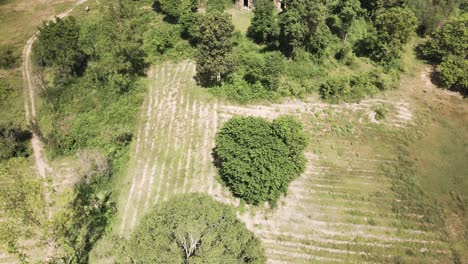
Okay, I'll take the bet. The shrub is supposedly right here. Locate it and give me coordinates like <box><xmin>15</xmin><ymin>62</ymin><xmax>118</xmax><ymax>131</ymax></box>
<box><xmin>417</xmin><ymin>13</ymin><xmax>468</xmax><ymax>62</ymax></box>
<box><xmin>122</xmin><ymin>193</ymin><xmax>266</xmax><ymax>263</ymax></box>
<box><xmin>206</xmin><ymin>0</ymin><xmax>232</xmax><ymax>13</ymax></box>
<box><xmin>0</xmin><ymin>125</ymin><xmax>31</xmax><ymax>161</ymax></box>
<box><xmin>438</xmin><ymin>55</ymin><xmax>468</xmax><ymax>94</ymax></box>
<box><xmin>417</xmin><ymin>13</ymin><xmax>467</xmax><ymax>92</ymax></box>
<box><xmin>0</xmin><ymin>46</ymin><xmax>18</xmax><ymax>69</ymax></box>
<box><xmin>157</xmin><ymin>0</ymin><xmax>198</xmax><ymax>21</ymax></box>
<box><xmin>215</xmin><ymin>116</ymin><xmax>307</xmax><ymax>204</ymax></box>
<box><xmin>143</xmin><ymin>24</ymin><xmax>179</xmax><ymax>57</ymax></box>
<box><xmin>319</xmin><ymin>70</ymin><xmax>388</xmax><ymax>103</ymax></box>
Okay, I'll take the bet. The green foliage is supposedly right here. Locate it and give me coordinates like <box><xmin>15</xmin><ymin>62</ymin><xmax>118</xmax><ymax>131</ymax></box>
<box><xmin>0</xmin><ymin>124</ymin><xmax>31</xmax><ymax>161</ymax></box>
<box><xmin>408</xmin><ymin>0</ymin><xmax>461</xmax><ymax>35</ymax></box>
<box><xmin>215</xmin><ymin>116</ymin><xmax>307</xmax><ymax>204</ymax></box>
<box><xmin>33</xmin><ymin>17</ymin><xmax>86</xmax><ymax>80</ymax></box>
<box><xmin>196</xmin><ymin>12</ymin><xmax>235</xmax><ymax>86</ymax></box>
<box><xmin>279</xmin><ymin>0</ymin><xmax>334</xmax><ymax>58</ymax></box>
<box><xmin>356</xmin><ymin>7</ymin><xmax>417</xmax><ymax>67</ymax></box>
<box><xmin>328</xmin><ymin>0</ymin><xmax>364</xmax><ymax>40</ymax></box>
<box><xmin>417</xmin><ymin>13</ymin><xmax>467</xmax><ymax>92</ymax></box>
<box><xmin>319</xmin><ymin>69</ymin><xmax>391</xmax><ymax>103</ymax></box>
<box><xmin>417</xmin><ymin>13</ymin><xmax>468</xmax><ymax>62</ymax></box>
<box><xmin>0</xmin><ymin>45</ymin><xmax>18</xmax><ymax>69</ymax></box>
<box><xmin>80</xmin><ymin>3</ymin><xmax>147</xmax><ymax>93</ymax></box>
<box><xmin>247</xmin><ymin>0</ymin><xmax>279</xmax><ymax>44</ymax></box>
<box><xmin>121</xmin><ymin>193</ymin><xmax>266</xmax><ymax>263</ymax></box>
<box><xmin>0</xmin><ymin>158</ymin><xmax>45</xmax><ymax>250</ymax></box>
<box><xmin>206</xmin><ymin>0</ymin><xmax>232</xmax><ymax>13</ymax></box>
<box><xmin>52</xmin><ymin>151</ymin><xmax>114</xmax><ymax>264</ymax></box>
<box><xmin>438</xmin><ymin>55</ymin><xmax>468</xmax><ymax>94</ymax></box>
<box><xmin>358</xmin><ymin>0</ymin><xmax>406</xmax><ymax>13</ymax></box>
<box><xmin>179</xmin><ymin>12</ymin><xmax>204</xmax><ymax>43</ymax></box>
<box><xmin>143</xmin><ymin>24</ymin><xmax>180</xmax><ymax>57</ymax></box>
<box><xmin>157</xmin><ymin>0</ymin><xmax>198</xmax><ymax>21</ymax></box>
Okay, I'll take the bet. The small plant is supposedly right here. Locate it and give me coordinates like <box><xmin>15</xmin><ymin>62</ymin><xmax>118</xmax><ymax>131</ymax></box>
<box><xmin>373</xmin><ymin>105</ymin><xmax>390</xmax><ymax>121</ymax></box>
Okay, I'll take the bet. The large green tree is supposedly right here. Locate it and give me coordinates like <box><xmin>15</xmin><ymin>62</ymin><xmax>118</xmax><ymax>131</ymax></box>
<box><xmin>357</xmin><ymin>7</ymin><xmax>417</xmax><ymax>65</ymax></box>
<box><xmin>215</xmin><ymin>116</ymin><xmax>307</xmax><ymax>204</ymax></box>
<box><xmin>33</xmin><ymin>17</ymin><xmax>86</xmax><ymax>80</ymax></box>
<box><xmin>278</xmin><ymin>0</ymin><xmax>333</xmax><ymax>58</ymax></box>
<box><xmin>122</xmin><ymin>193</ymin><xmax>266</xmax><ymax>263</ymax></box>
<box><xmin>80</xmin><ymin>2</ymin><xmax>147</xmax><ymax>93</ymax></box>
<box><xmin>196</xmin><ymin>12</ymin><xmax>235</xmax><ymax>86</ymax></box>
<box><xmin>417</xmin><ymin>13</ymin><xmax>468</xmax><ymax>93</ymax></box>
<box><xmin>247</xmin><ymin>0</ymin><xmax>280</xmax><ymax>44</ymax></box>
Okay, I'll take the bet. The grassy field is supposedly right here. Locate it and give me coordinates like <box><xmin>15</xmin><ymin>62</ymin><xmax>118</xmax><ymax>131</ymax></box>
<box><xmin>109</xmin><ymin>48</ymin><xmax>466</xmax><ymax>262</ymax></box>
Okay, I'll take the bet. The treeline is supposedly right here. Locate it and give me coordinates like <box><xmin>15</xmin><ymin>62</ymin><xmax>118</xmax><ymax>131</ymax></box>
<box><xmin>155</xmin><ymin>0</ymin><xmax>465</xmax><ymax>102</ymax></box>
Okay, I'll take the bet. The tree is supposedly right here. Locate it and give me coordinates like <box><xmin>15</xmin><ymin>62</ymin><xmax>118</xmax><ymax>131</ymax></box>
<box><xmin>33</xmin><ymin>17</ymin><xmax>86</xmax><ymax>80</ymax></box>
<box><xmin>247</xmin><ymin>0</ymin><xmax>280</xmax><ymax>44</ymax></box>
<box><xmin>438</xmin><ymin>55</ymin><xmax>468</xmax><ymax>94</ymax></box>
<box><xmin>330</xmin><ymin>0</ymin><xmax>364</xmax><ymax>40</ymax></box>
<box><xmin>417</xmin><ymin>13</ymin><xmax>468</xmax><ymax>62</ymax></box>
<box><xmin>373</xmin><ymin>7</ymin><xmax>417</xmax><ymax>45</ymax></box>
<box><xmin>356</xmin><ymin>7</ymin><xmax>417</xmax><ymax>65</ymax></box>
<box><xmin>0</xmin><ymin>158</ymin><xmax>45</xmax><ymax>252</ymax></box>
<box><xmin>359</xmin><ymin>0</ymin><xmax>406</xmax><ymax>13</ymax></box>
<box><xmin>417</xmin><ymin>13</ymin><xmax>467</xmax><ymax>93</ymax></box>
<box><xmin>157</xmin><ymin>0</ymin><xmax>198</xmax><ymax>21</ymax></box>
<box><xmin>81</xmin><ymin>2</ymin><xmax>147</xmax><ymax>93</ymax></box>
<box><xmin>122</xmin><ymin>193</ymin><xmax>266</xmax><ymax>263</ymax></box>
<box><xmin>278</xmin><ymin>0</ymin><xmax>332</xmax><ymax>58</ymax></box>
<box><xmin>215</xmin><ymin>116</ymin><xmax>307</xmax><ymax>204</ymax></box>
<box><xmin>196</xmin><ymin>12</ymin><xmax>235</xmax><ymax>86</ymax></box>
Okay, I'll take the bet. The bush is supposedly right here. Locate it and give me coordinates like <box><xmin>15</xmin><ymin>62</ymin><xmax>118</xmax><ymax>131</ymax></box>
<box><xmin>215</xmin><ymin>116</ymin><xmax>307</xmax><ymax>204</ymax></box>
<box><xmin>417</xmin><ymin>13</ymin><xmax>467</xmax><ymax>63</ymax></box>
<box><xmin>319</xmin><ymin>70</ymin><xmax>388</xmax><ymax>103</ymax></box>
<box><xmin>143</xmin><ymin>24</ymin><xmax>179</xmax><ymax>57</ymax></box>
<box><xmin>438</xmin><ymin>55</ymin><xmax>468</xmax><ymax>94</ymax></box>
<box><xmin>157</xmin><ymin>0</ymin><xmax>198</xmax><ymax>21</ymax></box>
<box><xmin>206</xmin><ymin>0</ymin><xmax>232</xmax><ymax>13</ymax></box>
<box><xmin>122</xmin><ymin>193</ymin><xmax>266</xmax><ymax>263</ymax></box>
<box><xmin>417</xmin><ymin>13</ymin><xmax>467</xmax><ymax>92</ymax></box>
<box><xmin>0</xmin><ymin>46</ymin><xmax>18</xmax><ymax>69</ymax></box>
<box><xmin>0</xmin><ymin>125</ymin><xmax>31</xmax><ymax>161</ymax></box>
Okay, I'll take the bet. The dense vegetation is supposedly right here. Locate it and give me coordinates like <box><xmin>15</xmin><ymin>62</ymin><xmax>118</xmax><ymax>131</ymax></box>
<box><xmin>121</xmin><ymin>193</ymin><xmax>266</xmax><ymax>263</ymax></box>
<box><xmin>215</xmin><ymin>116</ymin><xmax>307</xmax><ymax>204</ymax></box>
<box><xmin>417</xmin><ymin>12</ymin><xmax>467</xmax><ymax>94</ymax></box>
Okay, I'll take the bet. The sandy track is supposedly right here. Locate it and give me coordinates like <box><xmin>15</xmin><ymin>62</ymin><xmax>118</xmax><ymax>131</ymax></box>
<box><xmin>19</xmin><ymin>0</ymin><xmax>88</xmax><ymax>261</ymax></box>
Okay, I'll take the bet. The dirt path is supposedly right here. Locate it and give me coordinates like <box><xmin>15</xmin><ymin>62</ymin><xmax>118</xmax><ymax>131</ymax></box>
<box><xmin>21</xmin><ymin>0</ymin><xmax>88</xmax><ymax>260</ymax></box>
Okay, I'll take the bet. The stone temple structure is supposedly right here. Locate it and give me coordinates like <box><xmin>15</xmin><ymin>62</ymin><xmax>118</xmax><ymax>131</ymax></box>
<box><xmin>235</xmin><ymin>0</ymin><xmax>283</xmax><ymax>10</ymax></box>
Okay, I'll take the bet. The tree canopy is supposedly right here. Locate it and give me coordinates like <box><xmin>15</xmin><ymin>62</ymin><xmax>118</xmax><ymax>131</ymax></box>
<box><xmin>215</xmin><ymin>116</ymin><xmax>307</xmax><ymax>204</ymax></box>
<box><xmin>418</xmin><ymin>13</ymin><xmax>468</xmax><ymax>93</ymax></box>
<box><xmin>122</xmin><ymin>193</ymin><xmax>266</xmax><ymax>263</ymax></box>
<box><xmin>33</xmin><ymin>17</ymin><xmax>86</xmax><ymax>80</ymax></box>
<box><xmin>157</xmin><ymin>0</ymin><xmax>198</xmax><ymax>21</ymax></box>
<box><xmin>196</xmin><ymin>12</ymin><xmax>235</xmax><ymax>86</ymax></box>
<box><xmin>247</xmin><ymin>0</ymin><xmax>279</xmax><ymax>44</ymax></box>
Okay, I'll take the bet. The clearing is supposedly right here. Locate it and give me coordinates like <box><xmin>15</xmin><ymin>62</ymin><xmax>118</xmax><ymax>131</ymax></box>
<box><xmin>115</xmin><ymin>57</ymin><xmax>463</xmax><ymax>262</ymax></box>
